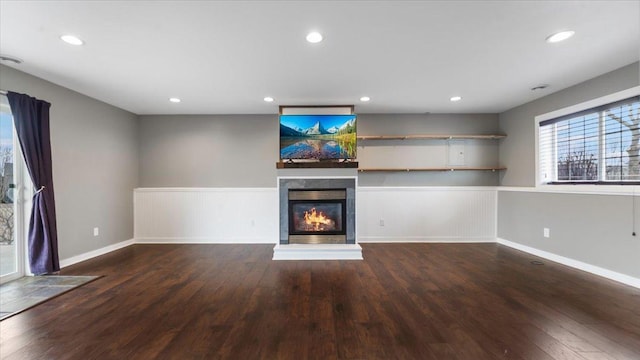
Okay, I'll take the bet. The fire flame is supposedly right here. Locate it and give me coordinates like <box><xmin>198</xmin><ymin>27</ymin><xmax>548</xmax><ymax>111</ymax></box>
<box><xmin>304</xmin><ymin>207</ymin><xmax>334</xmax><ymax>231</ymax></box>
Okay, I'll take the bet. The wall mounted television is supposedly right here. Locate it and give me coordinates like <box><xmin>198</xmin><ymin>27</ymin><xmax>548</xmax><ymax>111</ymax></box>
<box><xmin>279</xmin><ymin>114</ymin><xmax>357</xmax><ymax>160</ymax></box>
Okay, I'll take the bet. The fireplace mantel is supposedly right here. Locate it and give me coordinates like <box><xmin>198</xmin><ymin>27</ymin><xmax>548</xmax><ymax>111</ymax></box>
<box><xmin>276</xmin><ymin>161</ymin><xmax>358</xmax><ymax>169</ymax></box>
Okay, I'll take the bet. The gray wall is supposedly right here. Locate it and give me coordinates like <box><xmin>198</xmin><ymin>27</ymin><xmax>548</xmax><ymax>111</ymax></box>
<box><xmin>499</xmin><ymin>62</ymin><xmax>640</xmax><ymax>187</ymax></box>
<box><xmin>139</xmin><ymin>113</ymin><xmax>501</xmax><ymax>187</ymax></box>
<box><xmin>359</xmin><ymin>113</ymin><xmax>499</xmax><ymax>135</ymax></box>
<box><xmin>497</xmin><ymin>61</ymin><xmax>640</xmax><ymax>280</ymax></box>
<box><xmin>498</xmin><ymin>191</ymin><xmax>640</xmax><ymax>279</ymax></box>
<box><xmin>139</xmin><ymin>115</ymin><xmax>278</xmax><ymax>187</ymax></box>
<box><xmin>0</xmin><ymin>65</ymin><xmax>139</xmax><ymax>260</ymax></box>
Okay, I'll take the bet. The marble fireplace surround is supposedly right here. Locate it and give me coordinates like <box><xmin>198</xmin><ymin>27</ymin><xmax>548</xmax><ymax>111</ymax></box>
<box><xmin>274</xmin><ymin>176</ymin><xmax>362</xmax><ymax>260</ymax></box>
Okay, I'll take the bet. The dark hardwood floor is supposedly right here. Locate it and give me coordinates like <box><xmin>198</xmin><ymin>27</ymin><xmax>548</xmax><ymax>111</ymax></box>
<box><xmin>1</xmin><ymin>243</ymin><xmax>639</xmax><ymax>359</ymax></box>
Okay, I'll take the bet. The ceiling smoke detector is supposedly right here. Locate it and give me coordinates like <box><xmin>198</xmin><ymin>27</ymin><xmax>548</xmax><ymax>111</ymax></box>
<box><xmin>531</xmin><ymin>84</ymin><xmax>549</xmax><ymax>91</ymax></box>
<box><xmin>0</xmin><ymin>54</ymin><xmax>23</xmax><ymax>64</ymax></box>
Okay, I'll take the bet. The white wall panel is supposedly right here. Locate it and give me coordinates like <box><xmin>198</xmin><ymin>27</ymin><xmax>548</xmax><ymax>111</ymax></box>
<box><xmin>134</xmin><ymin>188</ymin><xmax>278</xmax><ymax>243</ymax></box>
<box><xmin>357</xmin><ymin>187</ymin><xmax>496</xmax><ymax>242</ymax></box>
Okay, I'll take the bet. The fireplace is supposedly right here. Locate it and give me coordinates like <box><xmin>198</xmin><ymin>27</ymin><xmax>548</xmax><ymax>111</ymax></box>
<box><xmin>279</xmin><ymin>177</ymin><xmax>356</xmax><ymax>245</ymax></box>
<box><xmin>288</xmin><ymin>189</ymin><xmax>346</xmax><ymax>244</ymax></box>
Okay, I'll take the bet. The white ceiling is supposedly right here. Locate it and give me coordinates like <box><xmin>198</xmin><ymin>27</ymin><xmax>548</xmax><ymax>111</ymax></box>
<box><xmin>1</xmin><ymin>1</ymin><xmax>639</xmax><ymax>115</ymax></box>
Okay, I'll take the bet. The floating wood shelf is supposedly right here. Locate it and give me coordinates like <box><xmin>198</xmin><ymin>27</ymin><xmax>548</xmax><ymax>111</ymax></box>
<box><xmin>358</xmin><ymin>167</ymin><xmax>506</xmax><ymax>172</ymax></box>
<box><xmin>357</xmin><ymin>134</ymin><xmax>506</xmax><ymax>141</ymax></box>
<box><xmin>276</xmin><ymin>161</ymin><xmax>359</xmax><ymax>169</ymax></box>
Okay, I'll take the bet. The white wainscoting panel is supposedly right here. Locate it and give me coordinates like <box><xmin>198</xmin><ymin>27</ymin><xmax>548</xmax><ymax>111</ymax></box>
<box><xmin>135</xmin><ymin>187</ymin><xmax>497</xmax><ymax>244</ymax></box>
<box><xmin>357</xmin><ymin>187</ymin><xmax>497</xmax><ymax>242</ymax></box>
<box><xmin>134</xmin><ymin>188</ymin><xmax>278</xmax><ymax>243</ymax></box>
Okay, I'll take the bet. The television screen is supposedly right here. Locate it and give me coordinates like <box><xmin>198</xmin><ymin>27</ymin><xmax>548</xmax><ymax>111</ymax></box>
<box><xmin>279</xmin><ymin>114</ymin><xmax>357</xmax><ymax>160</ymax></box>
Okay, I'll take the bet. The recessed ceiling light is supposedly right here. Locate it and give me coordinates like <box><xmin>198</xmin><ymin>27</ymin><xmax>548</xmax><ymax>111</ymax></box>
<box><xmin>545</xmin><ymin>30</ymin><xmax>575</xmax><ymax>43</ymax></box>
<box><xmin>306</xmin><ymin>31</ymin><xmax>323</xmax><ymax>43</ymax></box>
<box><xmin>264</xmin><ymin>96</ymin><xmax>274</xmax><ymax>102</ymax></box>
<box><xmin>450</xmin><ymin>96</ymin><xmax>462</xmax><ymax>102</ymax></box>
<box><xmin>360</xmin><ymin>96</ymin><xmax>371</xmax><ymax>102</ymax></box>
<box><xmin>60</xmin><ymin>35</ymin><xmax>84</xmax><ymax>46</ymax></box>
<box><xmin>169</xmin><ymin>97</ymin><xmax>181</xmax><ymax>103</ymax></box>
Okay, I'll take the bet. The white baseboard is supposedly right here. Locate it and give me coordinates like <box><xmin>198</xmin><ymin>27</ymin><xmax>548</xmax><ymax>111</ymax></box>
<box><xmin>60</xmin><ymin>239</ymin><xmax>135</xmax><ymax>268</ymax></box>
<box><xmin>358</xmin><ymin>237</ymin><xmax>496</xmax><ymax>243</ymax></box>
<box><xmin>135</xmin><ymin>237</ymin><xmax>275</xmax><ymax>244</ymax></box>
<box><xmin>273</xmin><ymin>244</ymin><xmax>363</xmax><ymax>260</ymax></box>
<box><xmin>497</xmin><ymin>238</ymin><xmax>640</xmax><ymax>289</ymax></box>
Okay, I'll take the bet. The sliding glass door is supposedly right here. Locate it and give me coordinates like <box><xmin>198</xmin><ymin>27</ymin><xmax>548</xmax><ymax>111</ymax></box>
<box><xmin>0</xmin><ymin>94</ymin><xmax>27</xmax><ymax>283</ymax></box>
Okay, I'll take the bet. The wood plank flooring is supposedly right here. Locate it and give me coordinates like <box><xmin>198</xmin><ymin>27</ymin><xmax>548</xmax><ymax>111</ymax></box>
<box><xmin>1</xmin><ymin>243</ymin><xmax>639</xmax><ymax>359</ymax></box>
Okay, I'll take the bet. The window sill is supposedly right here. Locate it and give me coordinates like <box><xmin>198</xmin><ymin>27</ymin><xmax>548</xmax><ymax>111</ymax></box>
<box><xmin>499</xmin><ymin>184</ymin><xmax>640</xmax><ymax>196</ymax></box>
<box><xmin>545</xmin><ymin>181</ymin><xmax>640</xmax><ymax>186</ymax></box>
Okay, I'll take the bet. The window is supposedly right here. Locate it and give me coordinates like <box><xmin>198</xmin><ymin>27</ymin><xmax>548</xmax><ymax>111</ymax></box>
<box><xmin>539</xmin><ymin>95</ymin><xmax>640</xmax><ymax>184</ymax></box>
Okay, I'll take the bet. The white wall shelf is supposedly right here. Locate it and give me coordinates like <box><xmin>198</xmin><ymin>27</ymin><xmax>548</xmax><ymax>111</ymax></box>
<box><xmin>357</xmin><ymin>134</ymin><xmax>506</xmax><ymax>141</ymax></box>
<box><xmin>358</xmin><ymin>167</ymin><xmax>506</xmax><ymax>172</ymax></box>
<box><xmin>356</xmin><ymin>133</ymin><xmax>506</xmax><ymax>174</ymax></box>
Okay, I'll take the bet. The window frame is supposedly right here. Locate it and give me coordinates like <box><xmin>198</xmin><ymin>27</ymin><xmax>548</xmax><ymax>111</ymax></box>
<box><xmin>535</xmin><ymin>86</ymin><xmax>640</xmax><ymax>193</ymax></box>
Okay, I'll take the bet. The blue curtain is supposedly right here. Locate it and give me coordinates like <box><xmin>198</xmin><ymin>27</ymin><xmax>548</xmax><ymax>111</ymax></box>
<box><xmin>7</xmin><ymin>91</ymin><xmax>59</xmax><ymax>275</ymax></box>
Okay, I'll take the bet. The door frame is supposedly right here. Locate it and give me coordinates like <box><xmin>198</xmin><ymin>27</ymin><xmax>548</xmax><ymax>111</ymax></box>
<box><xmin>0</xmin><ymin>99</ymin><xmax>31</xmax><ymax>284</ymax></box>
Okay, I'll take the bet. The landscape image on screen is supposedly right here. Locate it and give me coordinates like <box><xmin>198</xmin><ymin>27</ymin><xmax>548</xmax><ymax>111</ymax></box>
<box><xmin>280</xmin><ymin>114</ymin><xmax>357</xmax><ymax>160</ymax></box>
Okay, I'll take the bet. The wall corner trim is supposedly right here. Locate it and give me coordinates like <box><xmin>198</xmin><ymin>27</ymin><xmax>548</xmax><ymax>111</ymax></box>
<box><xmin>497</xmin><ymin>238</ymin><xmax>640</xmax><ymax>289</ymax></box>
<box><xmin>59</xmin><ymin>239</ymin><xmax>135</xmax><ymax>268</ymax></box>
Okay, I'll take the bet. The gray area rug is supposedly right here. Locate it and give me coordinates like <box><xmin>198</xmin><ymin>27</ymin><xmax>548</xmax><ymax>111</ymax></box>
<box><xmin>0</xmin><ymin>275</ymin><xmax>100</xmax><ymax>320</ymax></box>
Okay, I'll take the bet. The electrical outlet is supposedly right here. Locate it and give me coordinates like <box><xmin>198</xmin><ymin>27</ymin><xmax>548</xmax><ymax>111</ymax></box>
<box><xmin>543</xmin><ymin>228</ymin><xmax>550</xmax><ymax>238</ymax></box>
<box><xmin>93</xmin><ymin>227</ymin><xmax>99</xmax><ymax>236</ymax></box>
<box><xmin>379</xmin><ymin>219</ymin><xmax>385</xmax><ymax>227</ymax></box>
